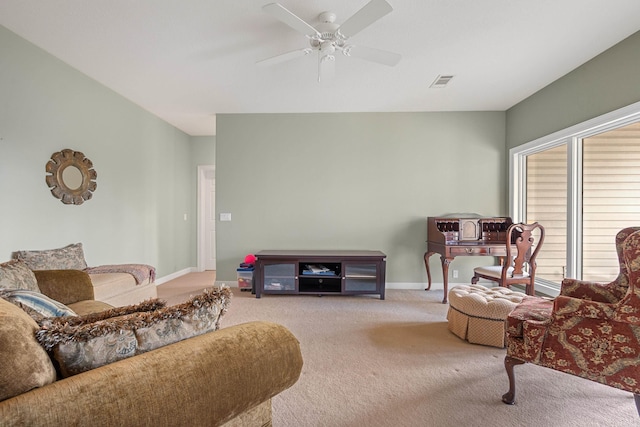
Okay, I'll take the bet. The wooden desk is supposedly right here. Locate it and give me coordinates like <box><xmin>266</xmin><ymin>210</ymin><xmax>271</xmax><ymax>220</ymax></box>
<box><xmin>424</xmin><ymin>216</ymin><xmax>513</xmax><ymax>303</ymax></box>
<box><xmin>424</xmin><ymin>242</ymin><xmax>513</xmax><ymax>303</ymax></box>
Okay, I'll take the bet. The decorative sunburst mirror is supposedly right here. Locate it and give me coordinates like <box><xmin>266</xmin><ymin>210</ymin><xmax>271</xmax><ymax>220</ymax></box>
<box><xmin>45</xmin><ymin>149</ymin><xmax>97</xmax><ymax>205</ymax></box>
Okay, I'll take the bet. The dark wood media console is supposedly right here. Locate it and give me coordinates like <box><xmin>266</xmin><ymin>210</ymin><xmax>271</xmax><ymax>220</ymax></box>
<box><xmin>254</xmin><ymin>250</ymin><xmax>386</xmax><ymax>299</ymax></box>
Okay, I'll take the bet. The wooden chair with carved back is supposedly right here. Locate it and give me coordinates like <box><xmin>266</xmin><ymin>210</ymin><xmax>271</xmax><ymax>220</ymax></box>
<box><xmin>471</xmin><ymin>222</ymin><xmax>545</xmax><ymax>296</ymax></box>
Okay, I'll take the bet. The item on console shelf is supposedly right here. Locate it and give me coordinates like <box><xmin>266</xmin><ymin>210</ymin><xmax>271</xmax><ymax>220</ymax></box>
<box><xmin>303</xmin><ymin>264</ymin><xmax>335</xmax><ymax>275</ymax></box>
<box><xmin>265</xmin><ymin>282</ymin><xmax>283</xmax><ymax>290</ymax></box>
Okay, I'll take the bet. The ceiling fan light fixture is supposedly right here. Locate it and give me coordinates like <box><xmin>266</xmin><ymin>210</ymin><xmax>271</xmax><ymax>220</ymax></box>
<box><xmin>260</xmin><ymin>0</ymin><xmax>400</xmax><ymax>82</ymax></box>
<box><xmin>320</xmin><ymin>41</ymin><xmax>335</xmax><ymax>55</ymax></box>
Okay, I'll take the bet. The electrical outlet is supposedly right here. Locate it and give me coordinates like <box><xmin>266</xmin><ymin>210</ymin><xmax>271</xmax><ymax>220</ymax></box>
<box><xmin>453</xmin><ymin>270</ymin><xmax>459</xmax><ymax>279</ymax></box>
<box><xmin>220</xmin><ymin>213</ymin><xmax>232</xmax><ymax>221</ymax></box>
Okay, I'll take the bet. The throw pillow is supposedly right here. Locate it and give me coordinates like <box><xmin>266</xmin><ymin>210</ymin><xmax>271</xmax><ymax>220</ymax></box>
<box><xmin>0</xmin><ymin>298</ymin><xmax>57</xmax><ymax>402</ymax></box>
<box><xmin>57</xmin><ymin>298</ymin><xmax>167</xmax><ymax>326</ymax></box>
<box><xmin>0</xmin><ymin>259</ymin><xmax>40</xmax><ymax>292</ymax></box>
<box><xmin>36</xmin><ymin>287</ymin><xmax>231</xmax><ymax>377</ymax></box>
<box><xmin>0</xmin><ymin>289</ymin><xmax>77</xmax><ymax>318</ymax></box>
<box><xmin>14</xmin><ymin>242</ymin><xmax>88</xmax><ymax>271</ymax></box>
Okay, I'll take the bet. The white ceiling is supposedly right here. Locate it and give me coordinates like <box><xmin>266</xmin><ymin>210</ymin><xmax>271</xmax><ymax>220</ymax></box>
<box><xmin>2</xmin><ymin>1</ymin><xmax>640</xmax><ymax>136</ymax></box>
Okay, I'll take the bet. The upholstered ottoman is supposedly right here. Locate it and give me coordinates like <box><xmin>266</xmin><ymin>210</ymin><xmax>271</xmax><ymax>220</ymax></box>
<box><xmin>447</xmin><ymin>284</ymin><xmax>527</xmax><ymax>348</ymax></box>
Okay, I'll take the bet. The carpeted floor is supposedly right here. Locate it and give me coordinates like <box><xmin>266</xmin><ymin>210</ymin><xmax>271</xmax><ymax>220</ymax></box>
<box><xmin>157</xmin><ymin>274</ymin><xmax>639</xmax><ymax>427</ymax></box>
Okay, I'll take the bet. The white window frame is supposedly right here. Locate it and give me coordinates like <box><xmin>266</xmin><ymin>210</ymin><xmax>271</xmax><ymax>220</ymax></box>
<box><xmin>509</xmin><ymin>100</ymin><xmax>640</xmax><ymax>296</ymax></box>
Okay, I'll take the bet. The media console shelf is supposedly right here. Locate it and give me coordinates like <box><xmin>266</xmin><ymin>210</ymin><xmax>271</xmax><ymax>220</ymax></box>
<box><xmin>254</xmin><ymin>250</ymin><xmax>386</xmax><ymax>299</ymax></box>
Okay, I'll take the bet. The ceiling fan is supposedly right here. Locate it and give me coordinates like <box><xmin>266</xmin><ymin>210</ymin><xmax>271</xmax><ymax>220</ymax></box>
<box><xmin>258</xmin><ymin>0</ymin><xmax>401</xmax><ymax>82</ymax></box>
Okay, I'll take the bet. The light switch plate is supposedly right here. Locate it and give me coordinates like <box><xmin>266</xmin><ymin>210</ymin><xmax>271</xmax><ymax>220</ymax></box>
<box><xmin>220</xmin><ymin>213</ymin><xmax>232</xmax><ymax>221</ymax></box>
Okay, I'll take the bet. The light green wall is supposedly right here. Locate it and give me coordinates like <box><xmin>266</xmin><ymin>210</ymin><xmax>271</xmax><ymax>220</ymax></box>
<box><xmin>191</xmin><ymin>136</ymin><xmax>216</xmax><ymax>165</ymax></box>
<box><xmin>216</xmin><ymin>112</ymin><xmax>506</xmax><ymax>285</ymax></box>
<box><xmin>506</xmin><ymin>30</ymin><xmax>640</xmax><ymax>148</ymax></box>
<box><xmin>0</xmin><ymin>25</ymin><xmax>195</xmax><ymax>277</ymax></box>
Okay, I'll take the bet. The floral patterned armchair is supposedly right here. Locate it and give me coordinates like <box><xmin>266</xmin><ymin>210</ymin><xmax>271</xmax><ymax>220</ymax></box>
<box><xmin>501</xmin><ymin>227</ymin><xmax>640</xmax><ymax>417</ymax></box>
<box><xmin>560</xmin><ymin>226</ymin><xmax>640</xmax><ymax>303</ymax></box>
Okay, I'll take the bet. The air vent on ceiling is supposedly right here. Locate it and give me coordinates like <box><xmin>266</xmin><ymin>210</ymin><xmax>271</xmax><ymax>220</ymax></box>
<box><xmin>430</xmin><ymin>74</ymin><xmax>454</xmax><ymax>88</ymax></box>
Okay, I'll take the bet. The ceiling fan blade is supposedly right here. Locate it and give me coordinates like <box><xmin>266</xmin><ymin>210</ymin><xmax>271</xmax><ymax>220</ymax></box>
<box><xmin>343</xmin><ymin>45</ymin><xmax>401</xmax><ymax>66</ymax></box>
<box><xmin>257</xmin><ymin>48</ymin><xmax>313</xmax><ymax>67</ymax></box>
<box><xmin>337</xmin><ymin>0</ymin><xmax>393</xmax><ymax>39</ymax></box>
<box><xmin>318</xmin><ymin>52</ymin><xmax>336</xmax><ymax>83</ymax></box>
<box><xmin>263</xmin><ymin>3</ymin><xmax>321</xmax><ymax>38</ymax></box>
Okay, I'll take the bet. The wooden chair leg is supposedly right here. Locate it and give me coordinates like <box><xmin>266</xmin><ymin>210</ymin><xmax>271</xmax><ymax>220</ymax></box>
<box><xmin>502</xmin><ymin>355</ymin><xmax>526</xmax><ymax>405</ymax></box>
<box><xmin>525</xmin><ymin>282</ymin><xmax>534</xmax><ymax>296</ymax></box>
<box><xmin>635</xmin><ymin>394</ymin><xmax>640</xmax><ymax>417</ymax></box>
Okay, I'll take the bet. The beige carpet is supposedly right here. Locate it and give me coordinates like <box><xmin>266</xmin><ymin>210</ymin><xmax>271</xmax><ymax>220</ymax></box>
<box><xmin>158</xmin><ymin>277</ymin><xmax>638</xmax><ymax>427</ymax></box>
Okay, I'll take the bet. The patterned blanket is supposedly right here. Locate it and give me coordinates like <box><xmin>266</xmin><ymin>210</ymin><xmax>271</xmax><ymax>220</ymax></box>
<box><xmin>84</xmin><ymin>264</ymin><xmax>156</xmax><ymax>285</ymax></box>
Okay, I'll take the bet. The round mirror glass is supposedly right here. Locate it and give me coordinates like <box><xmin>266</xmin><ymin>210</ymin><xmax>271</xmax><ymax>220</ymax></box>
<box><xmin>62</xmin><ymin>165</ymin><xmax>83</xmax><ymax>190</ymax></box>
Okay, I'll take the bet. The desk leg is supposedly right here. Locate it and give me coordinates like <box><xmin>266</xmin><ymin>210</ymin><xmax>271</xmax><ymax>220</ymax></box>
<box><xmin>423</xmin><ymin>251</ymin><xmax>436</xmax><ymax>291</ymax></box>
<box><xmin>441</xmin><ymin>257</ymin><xmax>452</xmax><ymax>304</ymax></box>
<box><xmin>425</xmin><ymin>251</ymin><xmax>452</xmax><ymax>304</ymax></box>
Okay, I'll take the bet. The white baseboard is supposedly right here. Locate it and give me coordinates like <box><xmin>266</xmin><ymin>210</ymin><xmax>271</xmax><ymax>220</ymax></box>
<box><xmin>384</xmin><ymin>280</ymin><xmax>557</xmax><ymax>298</ymax></box>
<box><xmin>385</xmin><ymin>282</ymin><xmax>472</xmax><ymax>290</ymax></box>
<box><xmin>215</xmin><ymin>280</ymin><xmax>237</xmax><ymax>287</ymax></box>
<box><xmin>531</xmin><ymin>282</ymin><xmax>559</xmax><ymax>298</ymax></box>
<box><xmin>164</xmin><ymin>273</ymin><xmax>557</xmax><ymax>298</ymax></box>
<box><xmin>386</xmin><ymin>282</ymin><xmax>435</xmax><ymax>290</ymax></box>
<box><xmin>155</xmin><ymin>267</ymin><xmax>197</xmax><ymax>285</ymax></box>
<box><xmin>212</xmin><ymin>281</ymin><xmax>452</xmax><ymax>290</ymax></box>
<box><xmin>212</xmin><ymin>281</ymin><xmax>469</xmax><ymax>290</ymax></box>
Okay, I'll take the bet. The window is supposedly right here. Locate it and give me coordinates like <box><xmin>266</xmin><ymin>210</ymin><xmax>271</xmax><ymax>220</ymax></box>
<box><xmin>581</xmin><ymin>128</ymin><xmax>640</xmax><ymax>281</ymax></box>
<box><xmin>510</xmin><ymin>101</ymin><xmax>640</xmax><ymax>296</ymax></box>
<box><xmin>526</xmin><ymin>145</ymin><xmax>567</xmax><ymax>284</ymax></box>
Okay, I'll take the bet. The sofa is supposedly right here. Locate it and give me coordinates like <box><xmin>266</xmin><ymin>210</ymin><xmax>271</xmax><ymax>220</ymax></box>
<box><xmin>12</xmin><ymin>243</ymin><xmax>158</xmax><ymax>307</ymax></box>
<box><xmin>0</xmin><ymin>261</ymin><xmax>304</xmax><ymax>426</ymax></box>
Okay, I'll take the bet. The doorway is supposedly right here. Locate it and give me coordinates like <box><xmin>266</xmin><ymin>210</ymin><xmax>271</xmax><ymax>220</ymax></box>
<box><xmin>197</xmin><ymin>165</ymin><xmax>216</xmax><ymax>271</ymax></box>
